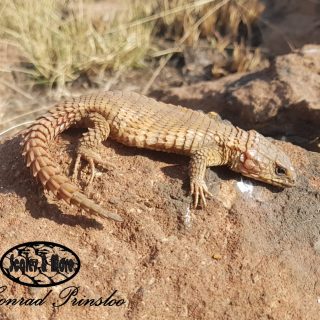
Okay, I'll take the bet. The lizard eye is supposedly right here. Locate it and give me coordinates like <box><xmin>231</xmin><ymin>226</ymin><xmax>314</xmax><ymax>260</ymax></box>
<box><xmin>275</xmin><ymin>165</ymin><xmax>287</xmax><ymax>176</ymax></box>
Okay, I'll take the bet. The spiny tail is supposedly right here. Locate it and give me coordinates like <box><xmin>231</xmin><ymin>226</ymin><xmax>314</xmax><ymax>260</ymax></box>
<box><xmin>21</xmin><ymin>98</ymin><xmax>123</xmax><ymax>222</ymax></box>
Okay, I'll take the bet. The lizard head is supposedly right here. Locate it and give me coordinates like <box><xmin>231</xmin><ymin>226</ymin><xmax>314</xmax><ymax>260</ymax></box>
<box><xmin>230</xmin><ymin>130</ymin><xmax>296</xmax><ymax>187</ymax></box>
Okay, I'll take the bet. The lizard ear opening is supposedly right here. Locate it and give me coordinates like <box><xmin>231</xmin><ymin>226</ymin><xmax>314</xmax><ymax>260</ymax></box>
<box><xmin>238</xmin><ymin>151</ymin><xmax>261</xmax><ymax>173</ymax></box>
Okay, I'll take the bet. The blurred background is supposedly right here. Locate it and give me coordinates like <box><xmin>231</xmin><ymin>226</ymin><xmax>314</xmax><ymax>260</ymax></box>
<box><xmin>0</xmin><ymin>0</ymin><xmax>319</xmax><ymax>145</ymax></box>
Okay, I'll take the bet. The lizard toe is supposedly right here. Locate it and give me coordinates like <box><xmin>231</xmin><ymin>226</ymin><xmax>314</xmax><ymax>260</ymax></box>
<box><xmin>72</xmin><ymin>153</ymin><xmax>82</xmax><ymax>182</ymax></box>
<box><xmin>190</xmin><ymin>179</ymin><xmax>212</xmax><ymax>209</ymax></box>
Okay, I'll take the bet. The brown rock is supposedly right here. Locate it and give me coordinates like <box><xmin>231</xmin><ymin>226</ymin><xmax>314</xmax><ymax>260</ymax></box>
<box><xmin>157</xmin><ymin>45</ymin><xmax>320</xmax><ymax>151</ymax></box>
<box><xmin>0</xmin><ymin>119</ymin><xmax>319</xmax><ymax>319</ymax></box>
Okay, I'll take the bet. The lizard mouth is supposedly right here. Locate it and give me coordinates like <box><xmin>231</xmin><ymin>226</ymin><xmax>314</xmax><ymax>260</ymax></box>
<box><xmin>270</xmin><ymin>179</ymin><xmax>296</xmax><ymax>188</ymax></box>
<box><xmin>241</xmin><ymin>173</ymin><xmax>296</xmax><ymax>188</ymax></box>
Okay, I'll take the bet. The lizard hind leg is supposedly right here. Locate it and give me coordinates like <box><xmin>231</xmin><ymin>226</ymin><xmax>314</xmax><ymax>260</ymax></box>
<box><xmin>72</xmin><ymin>113</ymin><xmax>115</xmax><ymax>186</ymax></box>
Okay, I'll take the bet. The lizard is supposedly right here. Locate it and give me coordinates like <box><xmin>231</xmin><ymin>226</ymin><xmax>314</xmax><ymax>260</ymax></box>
<box><xmin>22</xmin><ymin>90</ymin><xmax>296</xmax><ymax>222</ymax></box>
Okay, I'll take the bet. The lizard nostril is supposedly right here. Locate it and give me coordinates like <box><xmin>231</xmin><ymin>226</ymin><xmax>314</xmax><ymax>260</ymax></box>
<box><xmin>289</xmin><ymin>171</ymin><xmax>297</xmax><ymax>185</ymax></box>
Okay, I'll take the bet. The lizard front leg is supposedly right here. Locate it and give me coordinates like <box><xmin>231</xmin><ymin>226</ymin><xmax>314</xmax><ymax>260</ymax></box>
<box><xmin>189</xmin><ymin>145</ymin><xmax>224</xmax><ymax>208</ymax></box>
<box><xmin>73</xmin><ymin>113</ymin><xmax>115</xmax><ymax>186</ymax></box>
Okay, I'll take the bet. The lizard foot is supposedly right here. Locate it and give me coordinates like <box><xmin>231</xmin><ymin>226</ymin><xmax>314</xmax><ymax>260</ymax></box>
<box><xmin>72</xmin><ymin>146</ymin><xmax>115</xmax><ymax>185</ymax></box>
<box><xmin>190</xmin><ymin>178</ymin><xmax>213</xmax><ymax>208</ymax></box>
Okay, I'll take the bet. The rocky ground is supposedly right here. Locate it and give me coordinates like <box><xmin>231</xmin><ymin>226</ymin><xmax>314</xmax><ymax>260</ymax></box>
<box><xmin>0</xmin><ymin>46</ymin><xmax>319</xmax><ymax>319</ymax></box>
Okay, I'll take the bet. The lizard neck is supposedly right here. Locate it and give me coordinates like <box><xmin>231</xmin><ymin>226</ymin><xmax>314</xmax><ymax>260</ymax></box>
<box><xmin>218</xmin><ymin>125</ymin><xmax>249</xmax><ymax>167</ymax></box>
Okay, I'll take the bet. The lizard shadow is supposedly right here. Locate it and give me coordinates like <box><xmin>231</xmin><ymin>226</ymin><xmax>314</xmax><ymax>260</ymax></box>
<box><xmin>0</xmin><ymin>136</ymin><xmax>103</xmax><ymax>230</ymax></box>
<box><xmin>105</xmin><ymin>139</ymin><xmax>189</xmax><ymax>183</ymax></box>
<box><xmin>101</xmin><ymin>137</ymin><xmax>282</xmax><ymax>197</ymax></box>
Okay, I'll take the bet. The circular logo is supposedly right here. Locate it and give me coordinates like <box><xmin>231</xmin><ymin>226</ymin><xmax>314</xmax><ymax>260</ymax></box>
<box><xmin>0</xmin><ymin>242</ymin><xmax>80</xmax><ymax>287</ymax></box>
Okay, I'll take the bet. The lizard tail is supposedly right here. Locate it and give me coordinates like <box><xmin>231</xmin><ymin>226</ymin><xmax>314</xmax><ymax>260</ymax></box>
<box><xmin>21</xmin><ymin>100</ymin><xmax>123</xmax><ymax>222</ymax></box>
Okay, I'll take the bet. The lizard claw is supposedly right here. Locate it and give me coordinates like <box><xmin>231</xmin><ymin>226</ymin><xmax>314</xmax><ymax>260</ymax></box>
<box><xmin>190</xmin><ymin>179</ymin><xmax>213</xmax><ymax>208</ymax></box>
<box><xmin>72</xmin><ymin>147</ymin><xmax>115</xmax><ymax>185</ymax></box>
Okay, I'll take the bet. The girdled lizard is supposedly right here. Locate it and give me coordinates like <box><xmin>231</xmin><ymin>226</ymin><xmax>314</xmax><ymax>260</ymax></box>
<box><xmin>22</xmin><ymin>91</ymin><xmax>296</xmax><ymax>222</ymax></box>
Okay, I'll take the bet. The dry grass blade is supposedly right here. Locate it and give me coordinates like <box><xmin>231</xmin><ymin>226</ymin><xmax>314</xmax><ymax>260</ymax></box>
<box><xmin>0</xmin><ymin>120</ymin><xmax>34</xmax><ymax>139</ymax></box>
<box><xmin>110</xmin><ymin>0</ymin><xmax>219</xmax><ymax>33</ymax></box>
<box><xmin>0</xmin><ymin>78</ymin><xmax>33</xmax><ymax>100</ymax></box>
<box><xmin>0</xmin><ymin>106</ymin><xmax>51</xmax><ymax>128</ymax></box>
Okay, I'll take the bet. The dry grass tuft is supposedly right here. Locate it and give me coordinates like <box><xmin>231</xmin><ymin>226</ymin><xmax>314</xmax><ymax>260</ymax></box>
<box><xmin>141</xmin><ymin>0</ymin><xmax>264</xmax><ymax>45</ymax></box>
<box><xmin>0</xmin><ymin>0</ymin><xmax>267</xmax><ymax>91</ymax></box>
<box><xmin>231</xmin><ymin>41</ymin><xmax>266</xmax><ymax>73</ymax></box>
<box><xmin>0</xmin><ymin>0</ymin><xmax>152</xmax><ymax>89</ymax></box>
<box><xmin>141</xmin><ymin>0</ymin><xmax>267</xmax><ymax>77</ymax></box>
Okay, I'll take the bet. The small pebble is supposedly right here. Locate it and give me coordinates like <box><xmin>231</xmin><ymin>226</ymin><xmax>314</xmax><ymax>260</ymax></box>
<box><xmin>212</xmin><ymin>253</ymin><xmax>222</xmax><ymax>260</ymax></box>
